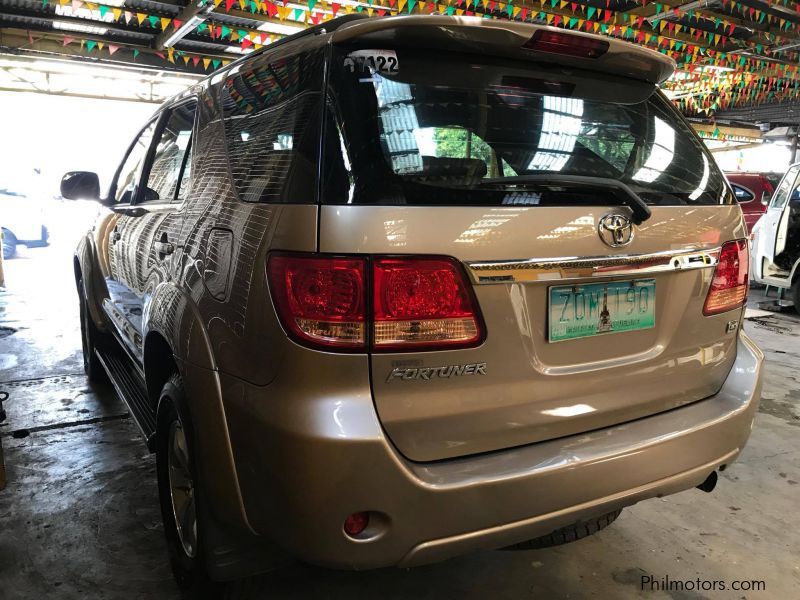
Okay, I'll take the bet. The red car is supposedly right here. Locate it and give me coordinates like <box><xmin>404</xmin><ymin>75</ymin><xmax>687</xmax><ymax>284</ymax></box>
<box><xmin>724</xmin><ymin>172</ymin><xmax>779</xmax><ymax>232</ymax></box>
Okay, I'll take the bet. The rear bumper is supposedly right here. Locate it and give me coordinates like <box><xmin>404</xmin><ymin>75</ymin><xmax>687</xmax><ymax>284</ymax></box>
<box><xmin>218</xmin><ymin>332</ymin><xmax>763</xmax><ymax>570</ymax></box>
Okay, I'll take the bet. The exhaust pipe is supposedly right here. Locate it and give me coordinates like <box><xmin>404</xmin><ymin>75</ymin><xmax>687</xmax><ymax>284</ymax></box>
<box><xmin>696</xmin><ymin>470</ymin><xmax>718</xmax><ymax>493</ymax></box>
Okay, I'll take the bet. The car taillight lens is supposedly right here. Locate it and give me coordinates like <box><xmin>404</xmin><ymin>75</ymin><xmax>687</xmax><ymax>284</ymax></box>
<box><xmin>523</xmin><ymin>30</ymin><xmax>609</xmax><ymax>58</ymax></box>
<box><xmin>268</xmin><ymin>254</ymin><xmax>484</xmax><ymax>352</ymax></box>
<box><xmin>703</xmin><ymin>240</ymin><xmax>749</xmax><ymax>316</ymax></box>
<box><xmin>372</xmin><ymin>257</ymin><xmax>483</xmax><ymax>351</ymax></box>
<box><xmin>267</xmin><ymin>254</ymin><xmax>366</xmax><ymax>350</ymax></box>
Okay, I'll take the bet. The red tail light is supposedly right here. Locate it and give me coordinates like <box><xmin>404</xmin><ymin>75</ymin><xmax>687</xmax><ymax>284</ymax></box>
<box><xmin>703</xmin><ymin>240</ymin><xmax>749</xmax><ymax>316</ymax></box>
<box><xmin>267</xmin><ymin>254</ymin><xmax>484</xmax><ymax>352</ymax></box>
<box><xmin>372</xmin><ymin>257</ymin><xmax>484</xmax><ymax>351</ymax></box>
<box><xmin>523</xmin><ymin>30</ymin><xmax>609</xmax><ymax>59</ymax></box>
<box><xmin>267</xmin><ymin>254</ymin><xmax>366</xmax><ymax>350</ymax></box>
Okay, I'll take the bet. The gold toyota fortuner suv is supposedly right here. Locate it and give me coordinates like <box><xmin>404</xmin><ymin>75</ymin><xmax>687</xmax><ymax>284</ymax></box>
<box><xmin>63</xmin><ymin>14</ymin><xmax>764</xmax><ymax>596</ymax></box>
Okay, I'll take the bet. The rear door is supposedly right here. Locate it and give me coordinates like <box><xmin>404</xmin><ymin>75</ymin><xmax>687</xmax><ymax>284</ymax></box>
<box><xmin>321</xmin><ymin>46</ymin><xmax>746</xmax><ymax>462</ymax></box>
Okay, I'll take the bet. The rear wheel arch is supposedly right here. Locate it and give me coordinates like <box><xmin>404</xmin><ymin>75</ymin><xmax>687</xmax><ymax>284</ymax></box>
<box><xmin>144</xmin><ymin>331</ymin><xmax>181</xmax><ymax>414</ymax></box>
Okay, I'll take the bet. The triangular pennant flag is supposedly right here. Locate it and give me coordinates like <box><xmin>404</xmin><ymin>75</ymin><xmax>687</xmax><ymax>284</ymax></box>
<box><xmin>86</xmin><ymin>40</ymin><xmax>97</xmax><ymax>52</ymax></box>
<box><xmin>203</xmin><ymin>57</ymin><xmax>212</xmax><ymax>70</ymax></box>
<box><xmin>112</xmin><ymin>7</ymin><xmax>121</xmax><ymax>20</ymax></box>
<box><xmin>160</xmin><ymin>18</ymin><xmax>171</xmax><ymax>30</ymax></box>
<box><xmin>137</xmin><ymin>13</ymin><xmax>147</xmax><ymax>25</ymax></box>
<box><xmin>62</xmin><ymin>36</ymin><xmax>74</xmax><ymax>46</ymax></box>
<box><xmin>108</xmin><ymin>43</ymin><xmax>119</xmax><ymax>55</ymax></box>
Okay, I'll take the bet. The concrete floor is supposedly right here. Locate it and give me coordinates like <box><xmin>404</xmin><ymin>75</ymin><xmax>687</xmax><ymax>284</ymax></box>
<box><xmin>1</xmin><ymin>237</ymin><xmax>798</xmax><ymax>599</ymax></box>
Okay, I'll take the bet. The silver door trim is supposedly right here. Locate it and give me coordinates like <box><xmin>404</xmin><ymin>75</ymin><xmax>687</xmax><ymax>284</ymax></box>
<box><xmin>466</xmin><ymin>247</ymin><xmax>721</xmax><ymax>284</ymax></box>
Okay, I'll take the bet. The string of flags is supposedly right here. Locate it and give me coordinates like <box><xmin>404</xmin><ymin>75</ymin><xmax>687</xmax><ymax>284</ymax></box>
<box><xmin>32</xmin><ymin>0</ymin><xmax>800</xmax><ymax>115</ymax></box>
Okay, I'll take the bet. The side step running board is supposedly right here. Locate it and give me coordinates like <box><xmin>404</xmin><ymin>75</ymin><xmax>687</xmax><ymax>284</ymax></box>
<box><xmin>95</xmin><ymin>348</ymin><xmax>156</xmax><ymax>451</ymax></box>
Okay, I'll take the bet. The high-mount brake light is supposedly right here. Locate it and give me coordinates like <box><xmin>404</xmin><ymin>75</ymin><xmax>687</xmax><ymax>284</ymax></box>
<box><xmin>523</xmin><ymin>30</ymin><xmax>609</xmax><ymax>59</ymax></box>
<box><xmin>703</xmin><ymin>240</ymin><xmax>749</xmax><ymax>316</ymax></box>
<box><xmin>268</xmin><ymin>254</ymin><xmax>485</xmax><ymax>352</ymax></box>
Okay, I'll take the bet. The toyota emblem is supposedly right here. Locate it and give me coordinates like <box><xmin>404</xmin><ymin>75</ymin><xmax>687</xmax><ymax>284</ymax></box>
<box><xmin>598</xmin><ymin>214</ymin><xmax>635</xmax><ymax>247</ymax></box>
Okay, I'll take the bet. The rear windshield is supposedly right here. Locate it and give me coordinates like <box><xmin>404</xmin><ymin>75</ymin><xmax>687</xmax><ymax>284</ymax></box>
<box><xmin>323</xmin><ymin>48</ymin><xmax>729</xmax><ymax>207</ymax></box>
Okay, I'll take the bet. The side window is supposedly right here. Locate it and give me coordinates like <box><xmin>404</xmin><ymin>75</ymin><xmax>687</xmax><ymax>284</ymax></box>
<box><xmin>219</xmin><ymin>48</ymin><xmax>324</xmax><ymax>203</ymax></box>
<box><xmin>140</xmin><ymin>102</ymin><xmax>197</xmax><ymax>204</ymax></box>
<box><xmin>731</xmin><ymin>184</ymin><xmax>754</xmax><ymax>203</ymax></box>
<box><xmin>114</xmin><ymin>120</ymin><xmax>157</xmax><ymax>203</ymax></box>
<box><xmin>770</xmin><ymin>166</ymin><xmax>800</xmax><ymax>210</ymax></box>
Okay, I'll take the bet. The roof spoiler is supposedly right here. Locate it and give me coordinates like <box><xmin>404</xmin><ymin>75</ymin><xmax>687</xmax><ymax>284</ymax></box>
<box><xmin>332</xmin><ymin>16</ymin><xmax>675</xmax><ymax>85</ymax></box>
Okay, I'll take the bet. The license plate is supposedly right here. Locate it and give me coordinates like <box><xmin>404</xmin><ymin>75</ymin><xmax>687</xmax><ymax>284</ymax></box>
<box><xmin>548</xmin><ymin>279</ymin><xmax>656</xmax><ymax>342</ymax></box>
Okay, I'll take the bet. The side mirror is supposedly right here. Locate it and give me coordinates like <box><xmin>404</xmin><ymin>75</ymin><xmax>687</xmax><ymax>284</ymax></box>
<box><xmin>61</xmin><ymin>171</ymin><xmax>101</xmax><ymax>201</ymax></box>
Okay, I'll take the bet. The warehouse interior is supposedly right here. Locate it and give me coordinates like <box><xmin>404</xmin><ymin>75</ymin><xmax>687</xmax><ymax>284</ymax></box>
<box><xmin>0</xmin><ymin>1</ymin><xmax>799</xmax><ymax>598</ymax></box>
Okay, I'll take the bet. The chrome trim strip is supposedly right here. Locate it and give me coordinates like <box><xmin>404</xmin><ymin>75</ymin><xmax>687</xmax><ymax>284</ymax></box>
<box><xmin>466</xmin><ymin>247</ymin><xmax>720</xmax><ymax>284</ymax></box>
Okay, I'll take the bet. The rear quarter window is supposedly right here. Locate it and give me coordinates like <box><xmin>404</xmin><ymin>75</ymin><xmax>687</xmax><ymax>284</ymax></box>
<box><xmin>730</xmin><ymin>184</ymin><xmax>755</xmax><ymax>203</ymax></box>
<box><xmin>219</xmin><ymin>47</ymin><xmax>325</xmax><ymax>204</ymax></box>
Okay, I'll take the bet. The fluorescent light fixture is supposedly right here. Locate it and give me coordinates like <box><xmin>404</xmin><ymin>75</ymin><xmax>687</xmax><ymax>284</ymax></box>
<box><xmin>53</xmin><ymin>20</ymin><xmax>108</xmax><ymax>35</ymax></box>
<box><xmin>54</xmin><ymin>5</ymin><xmax>115</xmax><ymax>23</ymax></box>
<box><xmin>162</xmin><ymin>14</ymin><xmax>206</xmax><ymax>48</ymax></box>
<box><xmin>257</xmin><ymin>21</ymin><xmax>306</xmax><ymax>36</ymax></box>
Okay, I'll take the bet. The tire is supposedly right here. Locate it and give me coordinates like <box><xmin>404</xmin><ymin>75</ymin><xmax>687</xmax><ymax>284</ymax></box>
<box><xmin>78</xmin><ymin>279</ymin><xmax>109</xmax><ymax>384</ymax></box>
<box><xmin>2</xmin><ymin>229</ymin><xmax>16</xmax><ymax>260</ymax></box>
<box><xmin>791</xmin><ymin>278</ymin><xmax>800</xmax><ymax>316</ymax></box>
<box><xmin>157</xmin><ymin>375</ymin><xmax>223</xmax><ymax>599</ymax></box>
<box><xmin>503</xmin><ymin>509</ymin><xmax>622</xmax><ymax>551</ymax></box>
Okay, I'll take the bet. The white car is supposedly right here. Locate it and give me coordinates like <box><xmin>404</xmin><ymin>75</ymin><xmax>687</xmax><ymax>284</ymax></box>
<box><xmin>750</xmin><ymin>163</ymin><xmax>800</xmax><ymax>312</ymax></box>
<box><xmin>1</xmin><ymin>188</ymin><xmax>49</xmax><ymax>259</ymax></box>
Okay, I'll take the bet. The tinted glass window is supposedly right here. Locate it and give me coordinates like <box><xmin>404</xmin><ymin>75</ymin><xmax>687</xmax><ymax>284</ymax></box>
<box><xmin>325</xmin><ymin>48</ymin><xmax>728</xmax><ymax>207</ymax></box>
<box><xmin>219</xmin><ymin>48</ymin><xmax>324</xmax><ymax>203</ymax></box>
<box><xmin>770</xmin><ymin>166</ymin><xmax>799</xmax><ymax>209</ymax></box>
<box><xmin>114</xmin><ymin>120</ymin><xmax>157</xmax><ymax>203</ymax></box>
<box><xmin>141</xmin><ymin>102</ymin><xmax>197</xmax><ymax>204</ymax></box>
<box><xmin>731</xmin><ymin>184</ymin><xmax>754</xmax><ymax>202</ymax></box>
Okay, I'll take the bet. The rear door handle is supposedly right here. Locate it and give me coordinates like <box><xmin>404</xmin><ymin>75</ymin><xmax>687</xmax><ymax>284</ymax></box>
<box><xmin>154</xmin><ymin>241</ymin><xmax>175</xmax><ymax>257</ymax></box>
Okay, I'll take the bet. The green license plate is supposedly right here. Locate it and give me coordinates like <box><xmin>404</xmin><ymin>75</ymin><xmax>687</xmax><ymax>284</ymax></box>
<box><xmin>548</xmin><ymin>279</ymin><xmax>656</xmax><ymax>342</ymax></box>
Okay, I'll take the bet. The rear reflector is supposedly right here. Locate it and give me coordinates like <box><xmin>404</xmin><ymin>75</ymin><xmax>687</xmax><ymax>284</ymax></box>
<box><xmin>343</xmin><ymin>512</ymin><xmax>370</xmax><ymax>537</ymax></box>
<box><xmin>703</xmin><ymin>240</ymin><xmax>749</xmax><ymax>316</ymax></box>
<box><xmin>373</xmin><ymin>257</ymin><xmax>483</xmax><ymax>351</ymax></box>
<box><xmin>268</xmin><ymin>254</ymin><xmax>484</xmax><ymax>352</ymax></box>
<box><xmin>268</xmin><ymin>254</ymin><xmax>366</xmax><ymax>350</ymax></box>
<box><xmin>523</xmin><ymin>30</ymin><xmax>609</xmax><ymax>59</ymax></box>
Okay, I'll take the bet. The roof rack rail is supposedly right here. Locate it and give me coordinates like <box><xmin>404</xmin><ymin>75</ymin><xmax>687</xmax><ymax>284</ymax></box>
<box><xmin>220</xmin><ymin>14</ymin><xmax>370</xmax><ymax>72</ymax></box>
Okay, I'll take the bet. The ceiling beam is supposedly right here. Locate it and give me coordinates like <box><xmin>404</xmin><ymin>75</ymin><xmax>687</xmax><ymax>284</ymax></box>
<box><xmin>154</xmin><ymin>0</ymin><xmax>217</xmax><ymax>50</ymax></box>
<box><xmin>691</xmin><ymin>121</ymin><xmax>763</xmax><ymax>139</ymax></box>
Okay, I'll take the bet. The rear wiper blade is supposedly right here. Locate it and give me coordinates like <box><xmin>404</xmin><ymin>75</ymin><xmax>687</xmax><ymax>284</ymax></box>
<box><xmin>478</xmin><ymin>174</ymin><xmax>652</xmax><ymax>225</ymax></box>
